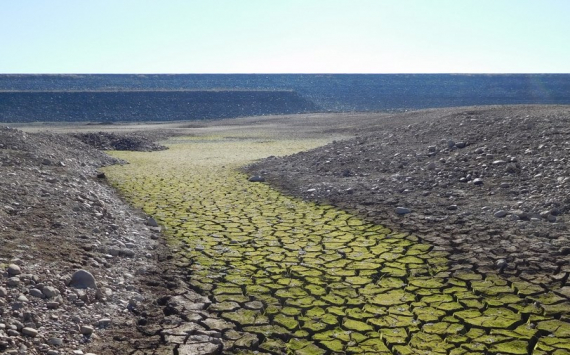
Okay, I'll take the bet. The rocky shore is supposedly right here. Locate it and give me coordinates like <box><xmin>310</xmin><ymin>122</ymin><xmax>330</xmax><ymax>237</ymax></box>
<box><xmin>247</xmin><ymin>105</ymin><xmax>570</xmax><ymax>294</ymax></box>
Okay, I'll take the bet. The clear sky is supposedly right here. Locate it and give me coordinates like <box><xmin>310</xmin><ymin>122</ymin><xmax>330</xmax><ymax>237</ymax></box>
<box><xmin>1</xmin><ymin>0</ymin><xmax>569</xmax><ymax>74</ymax></box>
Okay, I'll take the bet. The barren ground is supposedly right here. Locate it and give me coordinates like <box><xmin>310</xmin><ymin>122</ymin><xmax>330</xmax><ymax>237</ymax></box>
<box><xmin>2</xmin><ymin>105</ymin><xmax>570</xmax><ymax>354</ymax></box>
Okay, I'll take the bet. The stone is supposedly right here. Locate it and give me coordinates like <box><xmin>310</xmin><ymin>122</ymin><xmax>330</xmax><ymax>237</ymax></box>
<box><xmin>7</xmin><ymin>264</ymin><xmax>21</xmax><ymax>276</ymax></box>
<box><xmin>48</xmin><ymin>337</ymin><xmax>63</xmax><ymax>346</ymax></box>
<box><xmin>146</xmin><ymin>217</ymin><xmax>159</xmax><ymax>227</ymax></box>
<box><xmin>0</xmin><ymin>287</ymin><xmax>7</xmax><ymax>297</ymax></box>
<box><xmin>248</xmin><ymin>175</ymin><xmax>265</xmax><ymax>183</ymax></box>
<box><xmin>395</xmin><ymin>207</ymin><xmax>411</xmax><ymax>215</ymax></box>
<box><xmin>42</xmin><ymin>286</ymin><xmax>59</xmax><ymax>298</ymax></box>
<box><xmin>21</xmin><ymin>327</ymin><xmax>38</xmax><ymax>337</ymax></box>
<box><xmin>496</xmin><ymin>259</ymin><xmax>508</xmax><ymax>270</ymax></box>
<box><xmin>69</xmin><ymin>270</ymin><xmax>97</xmax><ymax>289</ymax></box>
<box><xmin>47</xmin><ymin>301</ymin><xmax>60</xmax><ymax>309</ymax></box>
<box><xmin>472</xmin><ymin>178</ymin><xmax>484</xmax><ymax>185</ymax></box>
<box><xmin>494</xmin><ymin>210</ymin><xmax>507</xmax><ymax>218</ymax></box>
<box><xmin>80</xmin><ymin>325</ymin><xmax>94</xmax><ymax>336</ymax></box>
<box><xmin>29</xmin><ymin>288</ymin><xmax>44</xmax><ymax>298</ymax></box>
<box><xmin>98</xmin><ymin>318</ymin><xmax>112</xmax><ymax>328</ymax></box>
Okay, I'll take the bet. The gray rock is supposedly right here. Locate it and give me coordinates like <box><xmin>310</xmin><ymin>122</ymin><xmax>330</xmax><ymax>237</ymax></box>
<box><xmin>46</xmin><ymin>301</ymin><xmax>60</xmax><ymax>309</ymax></box>
<box><xmin>472</xmin><ymin>178</ymin><xmax>484</xmax><ymax>185</ymax></box>
<box><xmin>456</xmin><ymin>141</ymin><xmax>466</xmax><ymax>148</ymax></box>
<box><xmin>69</xmin><ymin>270</ymin><xmax>97</xmax><ymax>289</ymax></box>
<box><xmin>21</xmin><ymin>327</ymin><xmax>38</xmax><ymax>337</ymax></box>
<box><xmin>494</xmin><ymin>210</ymin><xmax>508</xmax><ymax>218</ymax></box>
<box><xmin>7</xmin><ymin>264</ymin><xmax>21</xmax><ymax>276</ymax></box>
<box><xmin>146</xmin><ymin>217</ymin><xmax>159</xmax><ymax>227</ymax></box>
<box><xmin>248</xmin><ymin>175</ymin><xmax>265</xmax><ymax>183</ymax></box>
<box><xmin>29</xmin><ymin>288</ymin><xmax>44</xmax><ymax>298</ymax></box>
<box><xmin>0</xmin><ymin>287</ymin><xmax>7</xmax><ymax>297</ymax></box>
<box><xmin>48</xmin><ymin>337</ymin><xmax>63</xmax><ymax>346</ymax></box>
<box><xmin>42</xmin><ymin>286</ymin><xmax>59</xmax><ymax>298</ymax></box>
<box><xmin>426</xmin><ymin>162</ymin><xmax>436</xmax><ymax>170</ymax></box>
<box><xmin>98</xmin><ymin>318</ymin><xmax>112</xmax><ymax>328</ymax></box>
<box><xmin>17</xmin><ymin>295</ymin><xmax>29</xmax><ymax>302</ymax></box>
<box><xmin>496</xmin><ymin>259</ymin><xmax>508</xmax><ymax>269</ymax></box>
<box><xmin>7</xmin><ymin>277</ymin><xmax>20</xmax><ymax>287</ymax></box>
<box><xmin>395</xmin><ymin>207</ymin><xmax>411</xmax><ymax>215</ymax></box>
<box><xmin>80</xmin><ymin>325</ymin><xmax>94</xmax><ymax>336</ymax></box>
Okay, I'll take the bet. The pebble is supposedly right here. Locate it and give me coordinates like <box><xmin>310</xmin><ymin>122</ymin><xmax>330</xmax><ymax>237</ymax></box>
<box><xmin>80</xmin><ymin>325</ymin><xmax>94</xmax><ymax>336</ymax></box>
<box><xmin>42</xmin><ymin>286</ymin><xmax>59</xmax><ymax>298</ymax></box>
<box><xmin>494</xmin><ymin>210</ymin><xmax>508</xmax><ymax>218</ymax></box>
<box><xmin>29</xmin><ymin>288</ymin><xmax>44</xmax><ymax>298</ymax></box>
<box><xmin>69</xmin><ymin>270</ymin><xmax>97</xmax><ymax>289</ymax></box>
<box><xmin>146</xmin><ymin>217</ymin><xmax>159</xmax><ymax>227</ymax></box>
<box><xmin>21</xmin><ymin>327</ymin><xmax>38</xmax><ymax>337</ymax></box>
<box><xmin>48</xmin><ymin>337</ymin><xmax>63</xmax><ymax>346</ymax></box>
<box><xmin>7</xmin><ymin>264</ymin><xmax>21</xmax><ymax>276</ymax></box>
<box><xmin>472</xmin><ymin>178</ymin><xmax>484</xmax><ymax>185</ymax></box>
<box><xmin>0</xmin><ymin>287</ymin><xmax>7</xmax><ymax>297</ymax></box>
<box><xmin>395</xmin><ymin>207</ymin><xmax>411</xmax><ymax>215</ymax></box>
<box><xmin>248</xmin><ymin>175</ymin><xmax>265</xmax><ymax>182</ymax></box>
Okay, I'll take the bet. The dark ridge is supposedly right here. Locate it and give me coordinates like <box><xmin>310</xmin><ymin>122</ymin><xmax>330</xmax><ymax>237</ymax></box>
<box><xmin>0</xmin><ymin>90</ymin><xmax>320</xmax><ymax>123</ymax></box>
<box><xmin>1</xmin><ymin>74</ymin><xmax>570</xmax><ymax>112</ymax></box>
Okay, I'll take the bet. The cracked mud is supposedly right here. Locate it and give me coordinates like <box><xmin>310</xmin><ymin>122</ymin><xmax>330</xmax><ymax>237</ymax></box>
<box><xmin>103</xmin><ymin>133</ymin><xmax>570</xmax><ymax>355</ymax></box>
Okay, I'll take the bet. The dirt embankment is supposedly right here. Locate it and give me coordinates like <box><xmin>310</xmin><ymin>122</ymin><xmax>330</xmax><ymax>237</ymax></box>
<box><xmin>0</xmin><ymin>127</ymin><xmax>203</xmax><ymax>355</ymax></box>
<box><xmin>247</xmin><ymin>105</ymin><xmax>570</xmax><ymax>293</ymax></box>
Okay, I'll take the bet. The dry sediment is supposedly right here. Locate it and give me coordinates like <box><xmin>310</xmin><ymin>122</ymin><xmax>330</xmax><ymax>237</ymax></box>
<box><xmin>247</xmin><ymin>105</ymin><xmax>570</xmax><ymax>292</ymax></box>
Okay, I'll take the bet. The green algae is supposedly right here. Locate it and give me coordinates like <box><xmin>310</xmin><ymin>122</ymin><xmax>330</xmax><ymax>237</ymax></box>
<box><xmin>104</xmin><ymin>134</ymin><xmax>570</xmax><ymax>355</ymax></box>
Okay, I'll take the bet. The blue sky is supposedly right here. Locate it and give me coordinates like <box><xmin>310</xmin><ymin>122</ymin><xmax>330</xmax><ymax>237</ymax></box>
<box><xmin>1</xmin><ymin>0</ymin><xmax>569</xmax><ymax>73</ymax></box>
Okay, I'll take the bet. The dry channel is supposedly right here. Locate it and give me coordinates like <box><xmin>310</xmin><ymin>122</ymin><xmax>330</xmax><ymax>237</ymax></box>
<box><xmin>103</xmin><ymin>134</ymin><xmax>570</xmax><ymax>355</ymax></box>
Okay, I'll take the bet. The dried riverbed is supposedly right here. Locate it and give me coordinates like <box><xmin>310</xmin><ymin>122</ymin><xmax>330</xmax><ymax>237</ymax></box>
<box><xmin>103</xmin><ymin>133</ymin><xmax>570</xmax><ymax>355</ymax></box>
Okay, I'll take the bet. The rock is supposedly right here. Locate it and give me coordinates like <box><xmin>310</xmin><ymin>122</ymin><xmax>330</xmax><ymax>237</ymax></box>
<box><xmin>29</xmin><ymin>288</ymin><xmax>44</xmax><ymax>298</ymax></box>
<box><xmin>395</xmin><ymin>207</ymin><xmax>411</xmax><ymax>215</ymax></box>
<box><xmin>426</xmin><ymin>162</ymin><xmax>436</xmax><ymax>170</ymax></box>
<box><xmin>48</xmin><ymin>337</ymin><xmax>63</xmax><ymax>346</ymax></box>
<box><xmin>0</xmin><ymin>287</ymin><xmax>7</xmax><ymax>297</ymax></box>
<box><xmin>494</xmin><ymin>210</ymin><xmax>508</xmax><ymax>218</ymax></box>
<box><xmin>456</xmin><ymin>141</ymin><xmax>466</xmax><ymax>148</ymax></box>
<box><xmin>496</xmin><ymin>259</ymin><xmax>508</xmax><ymax>270</ymax></box>
<box><xmin>80</xmin><ymin>325</ymin><xmax>94</xmax><ymax>336</ymax></box>
<box><xmin>146</xmin><ymin>217</ymin><xmax>159</xmax><ymax>227</ymax></box>
<box><xmin>248</xmin><ymin>175</ymin><xmax>265</xmax><ymax>182</ymax></box>
<box><xmin>42</xmin><ymin>286</ymin><xmax>59</xmax><ymax>298</ymax></box>
<box><xmin>17</xmin><ymin>295</ymin><xmax>29</xmax><ymax>302</ymax></box>
<box><xmin>98</xmin><ymin>318</ymin><xmax>112</xmax><ymax>328</ymax></box>
<box><xmin>472</xmin><ymin>178</ymin><xmax>484</xmax><ymax>185</ymax></box>
<box><xmin>7</xmin><ymin>264</ymin><xmax>21</xmax><ymax>276</ymax></box>
<box><xmin>21</xmin><ymin>327</ymin><xmax>38</xmax><ymax>337</ymax></box>
<box><xmin>69</xmin><ymin>270</ymin><xmax>97</xmax><ymax>289</ymax></box>
<box><xmin>46</xmin><ymin>301</ymin><xmax>60</xmax><ymax>309</ymax></box>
